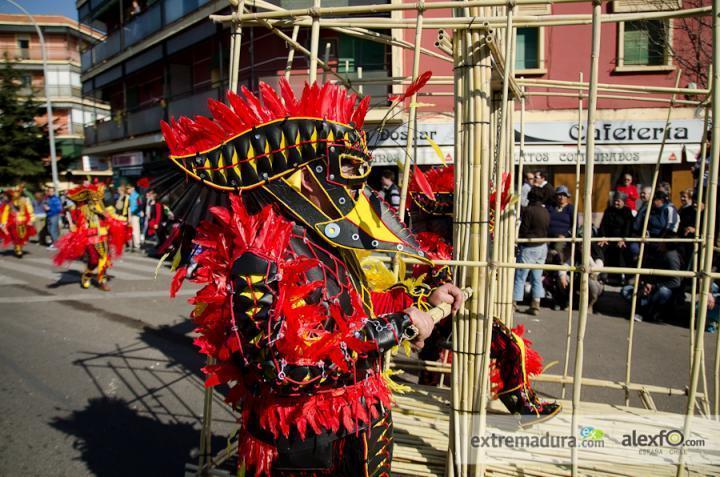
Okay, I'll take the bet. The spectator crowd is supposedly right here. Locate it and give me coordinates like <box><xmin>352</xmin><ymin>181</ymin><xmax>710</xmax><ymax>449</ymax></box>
<box><xmin>2</xmin><ymin>181</ymin><xmax>174</xmax><ymax>258</ymax></box>
<box><xmin>512</xmin><ymin>170</ymin><xmax>719</xmax><ymax>332</ymax></box>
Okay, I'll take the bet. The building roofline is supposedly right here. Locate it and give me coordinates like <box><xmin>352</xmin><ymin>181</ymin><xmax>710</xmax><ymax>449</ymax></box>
<box><xmin>0</xmin><ymin>14</ymin><xmax>104</xmax><ymax>42</ymax></box>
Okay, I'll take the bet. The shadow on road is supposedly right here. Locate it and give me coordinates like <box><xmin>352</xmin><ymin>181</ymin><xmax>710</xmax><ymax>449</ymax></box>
<box><xmin>47</xmin><ymin>269</ymin><xmax>83</xmax><ymax>288</ymax></box>
<box><xmin>50</xmin><ymin>396</ymin><xmax>223</xmax><ymax>477</ymax></box>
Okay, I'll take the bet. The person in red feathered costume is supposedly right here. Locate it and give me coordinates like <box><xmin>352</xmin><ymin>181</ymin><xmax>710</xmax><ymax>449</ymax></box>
<box><xmin>161</xmin><ymin>77</ymin><xmax>466</xmax><ymax>476</ymax></box>
<box><xmin>0</xmin><ymin>185</ymin><xmax>36</xmax><ymax>258</ymax></box>
<box><xmin>53</xmin><ymin>183</ymin><xmax>130</xmax><ymax>291</ymax></box>
<box><xmin>409</xmin><ymin>166</ymin><xmax>561</xmax><ymax>425</ymax></box>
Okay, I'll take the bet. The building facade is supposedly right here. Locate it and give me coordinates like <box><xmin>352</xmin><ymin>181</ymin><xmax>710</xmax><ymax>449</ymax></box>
<box><xmin>0</xmin><ymin>14</ymin><xmax>109</xmax><ymax>177</ymax></box>
<box><xmin>77</xmin><ymin>0</ymin><xmax>707</xmax><ymax>209</ymax></box>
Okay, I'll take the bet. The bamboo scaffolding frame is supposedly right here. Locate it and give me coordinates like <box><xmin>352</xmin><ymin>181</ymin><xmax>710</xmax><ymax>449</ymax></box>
<box><xmin>523</xmin><ymin>90</ymin><xmax>703</xmax><ymax>106</ymax></box>
<box><xmin>283</xmin><ymin>25</ymin><xmax>300</xmax><ymax>79</ymax></box>
<box><xmin>570</xmin><ymin>3</ymin><xmax>601</xmax><ymax>474</ymax></box>
<box><xmin>560</xmin><ymin>72</ymin><xmax>583</xmax><ymax>400</ymax></box>
<box><xmin>518</xmin><ymin>77</ymin><xmax>709</xmax><ymax>97</ymax></box>
<box><xmin>198</xmin><ymin>1</ymin><xmax>720</xmax><ymax>476</ymax></box>
<box><xmin>678</xmin><ymin>1</ymin><xmax>720</xmax><ymax>473</ymax></box>
<box><xmin>212</xmin><ymin>5</ymin><xmax>711</xmax><ymax>30</ymax></box>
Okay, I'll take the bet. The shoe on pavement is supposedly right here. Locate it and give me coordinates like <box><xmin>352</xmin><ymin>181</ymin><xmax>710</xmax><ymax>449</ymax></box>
<box><xmin>633</xmin><ymin>314</ymin><xmax>643</xmax><ymax>322</ymax></box>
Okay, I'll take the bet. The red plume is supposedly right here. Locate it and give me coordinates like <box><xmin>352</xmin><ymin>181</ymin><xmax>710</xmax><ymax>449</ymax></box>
<box><xmin>412</xmin><ymin>165</ymin><xmax>436</xmax><ymax>201</ymax></box>
<box><xmin>389</xmin><ymin>71</ymin><xmax>432</xmax><ymax>102</ymax></box>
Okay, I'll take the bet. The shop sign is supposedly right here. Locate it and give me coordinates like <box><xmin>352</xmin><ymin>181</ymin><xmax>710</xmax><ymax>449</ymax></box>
<box><xmin>514</xmin><ymin>144</ymin><xmax>684</xmax><ymax>165</ymax></box>
<box><xmin>110</xmin><ymin>151</ymin><xmax>144</xmax><ymax>168</ymax></box>
<box><xmin>515</xmin><ymin>119</ymin><xmax>705</xmax><ymax>145</ymax></box>
<box><xmin>367</xmin><ymin>122</ymin><xmax>454</xmax><ymax>148</ymax></box>
<box><xmin>371</xmin><ymin>145</ymin><xmax>454</xmax><ymax>167</ymax></box>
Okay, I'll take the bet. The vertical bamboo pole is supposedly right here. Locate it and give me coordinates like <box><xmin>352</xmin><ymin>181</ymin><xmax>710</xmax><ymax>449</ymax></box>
<box><xmin>228</xmin><ymin>0</ymin><xmax>246</xmax><ymax>93</ymax></box>
<box><xmin>477</xmin><ymin>10</ymin><xmax>514</xmax><ymax>474</ymax></box>
<box><xmin>284</xmin><ymin>25</ymin><xmax>301</xmax><ymax>80</ymax></box>
<box><xmin>449</xmin><ymin>25</ymin><xmax>465</xmax><ymax>476</ymax></box>
<box><xmin>570</xmin><ymin>3</ymin><xmax>601</xmax><ymax>475</ymax></box>
<box><xmin>385</xmin><ymin>3</ymin><xmax>424</xmax><ymax>370</ymax></box>
<box><xmin>679</xmin><ymin>2</ymin><xmax>720</xmax><ymax>471</ymax></box>
<box><xmin>688</xmin><ymin>103</ymin><xmax>712</xmax><ymax>417</ymax></box>
<box><xmin>561</xmin><ymin>72</ymin><xmax>583</xmax><ymax>399</ymax></box>
<box><xmin>623</xmin><ymin>71</ymin><xmax>681</xmax><ymax>406</ymax></box>
<box><xmin>322</xmin><ymin>41</ymin><xmax>332</xmax><ymax>83</ymax></box>
<box><xmin>689</xmin><ymin>105</ymin><xmax>710</xmax><ymax>367</ymax></box>
<box><xmin>308</xmin><ymin>0</ymin><xmax>321</xmax><ymax>83</ymax></box>
<box><xmin>396</xmin><ymin>4</ymin><xmax>425</xmax><ymax>223</ymax></box>
<box><xmin>200</xmin><ymin>1</ymin><xmax>246</xmax><ymax>468</ymax></box>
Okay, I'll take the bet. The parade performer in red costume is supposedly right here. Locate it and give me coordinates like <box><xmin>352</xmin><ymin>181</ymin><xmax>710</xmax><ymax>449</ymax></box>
<box><xmin>0</xmin><ymin>185</ymin><xmax>36</xmax><ymax>258</ymax></box>
<box><xmin>408</xmin><ymin>165</ymin><xmax>561</xmax><ymax>424</ymax></box>
<box><xmin>159</xmin><ymin>78</ymin><xmax>465</xmax><ymax>476</ymax></box>
<box><xmin>53</xmin><ymin>183</ymin><xmax>129</xmax><ymax>291</ymax></box>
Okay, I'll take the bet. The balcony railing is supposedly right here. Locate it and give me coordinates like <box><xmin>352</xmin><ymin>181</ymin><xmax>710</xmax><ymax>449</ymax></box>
<box><xmin>2</xmin><ymin>46</ymin><xmax>81</xmax><ymax>63</ymax></box>
<box><xmin>127</xmin><ymin>104</ymin><xmax>164</xmax><ymax>136</ymax></box>
<box><xmin>81</xmin><ymin>0</ymin><xmax>211</xmax><ymax>72</ymax></box>
<box><xmin>84</xmin><ymin>87</ymin><xmax>221</xmax><ymax>146</ymax></box>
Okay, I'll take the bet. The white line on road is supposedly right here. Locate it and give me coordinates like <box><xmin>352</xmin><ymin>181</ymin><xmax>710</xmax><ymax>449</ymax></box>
<box><xmin>22</xmin><ymin>257</ymin><xmax>150</xmax><ymax>281</ymax></box>
<box><xmin>0</xmin><ymin>289</ymin><xmax>196</xmax><ymax>304</ymax></box>
<box><xmin>0</xmin><ymin>273</ymin><xmax>27</xmax><ymax>286</ymax></box>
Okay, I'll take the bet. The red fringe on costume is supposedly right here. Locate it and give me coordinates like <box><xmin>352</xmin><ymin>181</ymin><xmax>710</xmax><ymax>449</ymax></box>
<box><xmin>170</xmin><ymin>195</ymin><xmax>394</xmax><ymax>475</ymax></box>
<box><xmin>53</xmin><ymin>209</ymin><xmax>130</xmax><ymax>266</ymax></box>
<box><xmin>2</xmin><ymin>222</ymin><xmax>36</xmax><ymax>247</ymax></box>
<box><xmin>490</xmin><ymin>324</ymin><xmax>544</xmax><ymax>394</ymax></box>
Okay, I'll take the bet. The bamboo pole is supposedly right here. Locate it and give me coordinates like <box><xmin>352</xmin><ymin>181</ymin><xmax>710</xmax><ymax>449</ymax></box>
<box><xmin>283</xmin><ymin>25</ymin><xmax>300</xmax><ymax>79</ymax></box>
<box><xmin>308</xmin><ymin>0</ymin><xmax>321</xmax><ymax>83</ymax></box>
<box><xmin>570</xmin><ymin>3</ymin><xmax>601</xmax><ymax>475</ymax></box>
<box><xmin>228</xmin><ymin>0</ymin><xmax>246</xmax><ymax>93</ymax></box>
<box><xmin>688</xmin><ymin>103</ymin><xmax>710</xmax><ymax>394</ymax></box>
<box><xmin>561</xmin><ymin>72</ymin><xmax>583</xmax><ymax>400</ymax></box>
<box><xmin>257</xmin><ymin>18</ymin><xmax>357</xmax><ymax>91</ymax></box>
<box><xmin>518</xmin><ymin>77</ymin><xmax>708</xmax><ymax>97</ymax></box>
<box><xmin>396</xmin><ymin>5</ymin><xmax>425</xmax><ymax>225</ymax></box>
<box><xmin>476</xmin><ymin>6</ymin><xmax>514</xmax><ymax>476</ymax></box>
<box><xmin>624</xmin><ymin>72</ymin><xmax>682</xmax><ymax>407</ymax></box>
<box><xmin>248</xmin><ymin>0</ymin><xmax>451</xmax><ymax>63</ymax></box>
<box><xmin>523</xmin><ymin>90</ymin><xmax>703</xmax><ymax>106</ymax></box>
<box><xmin>218</xmin><ymin>0</ymin><xmax>598</xmax><ymax>21</ymax></box>
<box><xmin>212</xmin><ymin>5</ymin><xmax>712</xmax><ymax>30</ymax></box>
<box><xmin>678</xmin><ymin>1</ymin><xmax>720</xmax><ymax>472</ymax></box>
<box><xmin>449</xmin><ymin>24</ymin><xmax>464</xmax><ymax>475</ymax></box>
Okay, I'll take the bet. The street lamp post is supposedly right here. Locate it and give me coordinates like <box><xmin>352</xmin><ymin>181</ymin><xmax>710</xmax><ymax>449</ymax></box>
<box><xmin>4</xmin><ymin>0</ymin><xmax>60</xmax><ymax>191</ymax></box>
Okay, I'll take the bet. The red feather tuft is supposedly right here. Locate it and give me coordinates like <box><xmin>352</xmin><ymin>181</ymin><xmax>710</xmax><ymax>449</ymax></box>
<box><xmin>411</xmin><ymin>165</ymin><xmax>436</xmax><ymax>201</ymax></box>
<box><xmin>389</xmin><ymin>70</ymin><xmax>432</xmax><ymax>102</ymax></box>
<box><xmin>136</xmin><ymin>177</ymin><xmax>150</xmax><ymax>188</ymax></box>
<box><xmin>163</xmin><ymin>82</ymin><xmax>371</xmax><ymax>156</ymax></box>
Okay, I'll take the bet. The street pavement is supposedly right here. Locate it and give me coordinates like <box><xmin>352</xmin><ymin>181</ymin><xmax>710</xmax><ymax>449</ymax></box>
<box><xmin>0</xmin><ymin>243</ymin><xmax>716</xmax><ymax>476</ymax></box>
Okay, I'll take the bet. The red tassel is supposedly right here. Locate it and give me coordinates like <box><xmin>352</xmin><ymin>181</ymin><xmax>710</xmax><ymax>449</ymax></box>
<box><xmin>411</xmin><ymin>165</ymin><xmax>436</xmax><ymax>201</ymax></box>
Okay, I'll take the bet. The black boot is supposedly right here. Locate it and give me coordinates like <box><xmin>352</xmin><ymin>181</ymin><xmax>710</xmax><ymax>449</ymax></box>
<box><xmin>499</xmin><ymin>387</ymin><xmax>562</xmax><ymax>428</ymax></box>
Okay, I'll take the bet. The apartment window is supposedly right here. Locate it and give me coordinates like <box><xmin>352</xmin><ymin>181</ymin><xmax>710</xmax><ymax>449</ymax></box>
<box><xmin>338</xmin><ymin>35</ymin><xmax>386</xmax><ymax>73</ymax></box>
<box><xmin>623</xmin><ymin>21</ymin><xmax>668</xmax><ymax>66</ymax></box>
<box><xmin>19</xmin><ymin>74</ymin><xmax>32</xmax><ymax>92</ymax></box>
<box><xmin>515</xmin><ymin>27</ymin><xmax>544</xmax><ymax>73</ymax></box>
<box><xmin>17</xmin><ymin>36</ymin><xmax>30</xmax><ymax>59</ymax></box>
<box><xmin>614</xmin><ymin>0</ymin><xmax>676</xmax><ymax>71</ymax></box>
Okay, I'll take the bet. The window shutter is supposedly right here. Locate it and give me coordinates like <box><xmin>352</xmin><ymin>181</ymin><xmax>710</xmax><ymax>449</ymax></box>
<box><xmin>515</xmin><ymin>27</ymin><xmax>540</xmax><ymax>70</ymax></box>
<box><xmin>613</xmin><ymin>0</ymin><xmax>680</xmax><ymax>12</ymax></box>
<box><xmin>517</xmin><ymin>5</ymin><xmax>551</xmax><ymax>15</ymax></box>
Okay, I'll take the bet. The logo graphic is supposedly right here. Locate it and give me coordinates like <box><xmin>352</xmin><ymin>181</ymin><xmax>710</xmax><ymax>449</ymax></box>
<box><xmin>579</xmin><ymin>426</ymin><xmax>604</xmax><ymax>441</ymax></box>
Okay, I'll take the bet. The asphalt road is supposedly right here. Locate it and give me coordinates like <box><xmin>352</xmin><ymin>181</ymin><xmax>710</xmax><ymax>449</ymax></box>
<box><xmin>0</xmin><ymin>243</ymin><xmax>715</xmax><ymax>476</ymax></box>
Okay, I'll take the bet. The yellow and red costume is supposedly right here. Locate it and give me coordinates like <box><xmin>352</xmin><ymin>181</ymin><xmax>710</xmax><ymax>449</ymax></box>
<box><xmin>0</xmin><ymin>185</ymin><xmax>36</xmax><ymax>257</ymax></box>
<box><xmin>53</xmin><ymin>184</ymin><xmax>130</xmax><ymax>290</ymax></box>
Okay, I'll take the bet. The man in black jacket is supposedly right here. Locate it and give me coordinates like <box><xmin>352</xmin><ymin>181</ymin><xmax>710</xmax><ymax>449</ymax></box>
<box><xmin>598</xmin><ymin>192</ymin><xmax>634</xmax><ymax>275</ymax></box>
<box><xmin>514</xmin><ymin>187</ymin><xmax>550</xmax><ymax>315</ymax></box>
<box><xmin>533</xmin><ymin>170</ymin><xmax>555</xmax><ymax>207</ymax></box>
<box><xmin>622</xmin><ymin>238</ymin><xmax>683</xmax><ymax>322</ymax></box>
